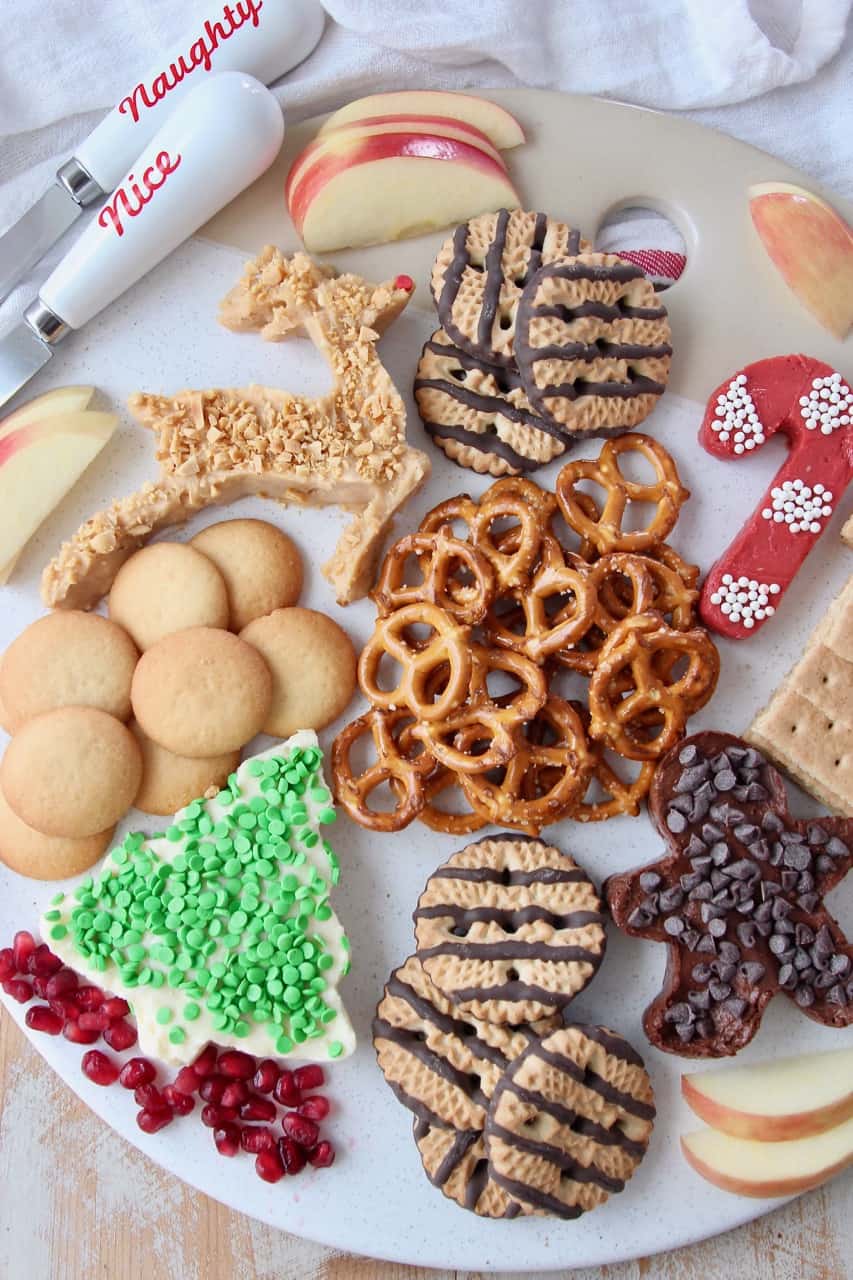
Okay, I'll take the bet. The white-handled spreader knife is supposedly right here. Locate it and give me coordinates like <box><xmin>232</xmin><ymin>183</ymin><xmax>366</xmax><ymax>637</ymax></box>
<box><xmin>0</xmin><ymin>0</ymin><xmax>322</xmax><ymax>301</ymax></box>
<box><xmin>0</xmin><ymin>72</ymin><xmax>284</xmax><ymax>411</ymax></box>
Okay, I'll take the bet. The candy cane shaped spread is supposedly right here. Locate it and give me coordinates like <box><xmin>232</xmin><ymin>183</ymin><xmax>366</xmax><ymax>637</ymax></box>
<box><xmin>698</xmin><ymin>355</ymin><xmax>853</xmax><ymax>639</ymax></box>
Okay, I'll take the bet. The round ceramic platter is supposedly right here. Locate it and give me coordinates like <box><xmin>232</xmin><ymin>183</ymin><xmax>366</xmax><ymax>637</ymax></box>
<box><xmin>1</xmin><ymin>90</ymin><xmax>852</xmax><ymax>1272</ymax></box>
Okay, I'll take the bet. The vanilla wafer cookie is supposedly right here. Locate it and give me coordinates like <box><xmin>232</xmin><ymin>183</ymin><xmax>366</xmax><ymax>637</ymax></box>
<box><xmin>414</xmin><ymin>328</ymin><xmax>567</xmax><ymax>477</ymax></box>
<box><xmin>412</xmin><ymin>1119</ymin><xmax>523</xmax><ymax>1219</ymax></box>
<box><xmin>431</xmin><ymin>210</ymin><xmax>590</xmax><ymax>367</ymax></box>
<box><xmin>515</xmin><ymin>254</ymin><xmax>672</xmax><ymax>437</ymax></box>
<box><xmin>485</xmin><ymin>1024</ymin><xmax>655</xmax><ymax>1219</ymax></box>
<box><xmin>414</xmin><ymin>835</ymin><xmax>606</xmax><ymax>1025</ymax></box>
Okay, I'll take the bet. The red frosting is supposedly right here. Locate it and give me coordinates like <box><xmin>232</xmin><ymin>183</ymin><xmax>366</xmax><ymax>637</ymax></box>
<box><xmin>698</xmin><ymin>354</ymin><xmax>853</xmax><ymax>640</ymax></box>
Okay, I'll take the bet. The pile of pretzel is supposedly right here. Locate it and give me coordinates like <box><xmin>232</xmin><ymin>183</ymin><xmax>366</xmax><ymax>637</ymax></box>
<box><xmin>332</xmin><ymin>433</ymin><xmax>720</xmax><ymax>835</ymax></box>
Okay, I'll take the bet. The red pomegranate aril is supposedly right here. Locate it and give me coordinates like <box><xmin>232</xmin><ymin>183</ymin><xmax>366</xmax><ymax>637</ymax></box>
<box><xmin>3</xmin><ymin>978</ymin><xmax>33</xmax><ymax>1003</ymax></box>
<box><xmin>137</xmin><ymin>1108</ymin><xmax>174</xmax><ymax>1134</ymax></box>
<box><xmin>273</xmin><ymin>1070</ymin><xmax>301</xmax><ymax>1107</ymax></box>
<box><xmin>119</xmin><ymin>1057</ymin><xmax>157</xmax><ymax>1090</ymax></box>
<box><xmin>173</xmin><ymin>1065</ymin><xmax>201</xmax><ymax>1095</ymax></box>
<box><xmin>220</xmin><ymin>1080</ymin><xmax>249</xmax><ymax>1109</ymax></box>
<box><xmin>294</xmin><ymin>1064</ymin><xmax>325</xmax><ymax>1092</ymax></box>
<box><xmin>32</xmin><ymin>976</ymin><xmax>51</xmax><ymax>998</ymax></box>
<box><xmin>255</xmin><ymin>1149</ymin><xmax>285</xmax><ymax>1183</ymax></box>
<box><xmin>213</xmin><ymin>1122</ymin><xmax>241</xmax><ymax>1157</ymax></box>
<box><xmin>252</xmin><ymin>1059</ymin><xmax>280</xmax><ymax>1094</ymax></box>
<box><xmin>101</xmin><ymin>996</ymin><xmax>130</xmax><ymax>1020</ymax></box>
<box><xmin>297</xmin><ymin>1095</ymin><xmax>330</xmax><ymax>1122</ymax></box>
<box><xmin>49</xmin><ymin>996</ymin><xmax>79</xmax><ymax>1022</ymax></box>
<box><xmin>45</xmin><ymin>968</ymin><xmax>78</xmax><ymax>999</ymax></box>
<box><xmin>191</xmin><ymin>1043</ymin><xmax>218</xmax><ymax>1077</ymax></box>
<box><xmin>81</xmin><ymin>1049</ymin><xmax>120</xmax><ymax>1086</ymax></box>
<box><xmin>241</xmin><ymin>1125</ymin><xmax>277</xmax><ymax>1154</ymax></box>
<box><xmin>278</xmin><ymin>1136</ymin><xmax>306</xmax><ymax>1175</ymax></box>
<box><xmin>63</xmin><ymin>1020</ymin><xmax>100</xmax><ymax>1044</ymax></box>
<box><xmin>75</xmin><ymin>985</ymin><xmax>105</xmax><ymax>1011</ymax></box>
<box><xmin>217</xmin><ymin>1049</ymin><xmax>256</xmax><ymax>1080</ymax></box>
<box><xmin>103</xmin><ymin>1019</ymin><xmax>137</xmax><ymax>1051</ymax></box>
<box><xmin>240</xmin><ymin>1096</ymin><xmax>276</xmax><ymax>1123</ymax></box>
<box><xmin>0</xmin><ymin>948</ymin><xmax>15</xmax><ymax>981</ymax></box>
<box><xmin>308</xmin><ymin>1140</ymin><xmax>336</xmax><ymax>1169</ymax></box>
<box><xmin>25</xmin><ymin>1005</ymin><xmax>63</xmax><ymax>1035</ymax></box>
<box><xmin>13</xmin><ymin>931</ymin><xmax>35</xmax><ymax>972</ymax></box>
<box><xmin>30</xmin><ymin>944</ymin><xmax>63</xmax><ymax>977</ymax></box>
<box><xmin>134</xmin><ymin>1083</ymin><xmax>168</xmax><ymax>1110</ymax></box>
<box><xmin>201</xmin><ymin>1103</ymin><xmax>238</xmax><ymax>1128</ymax></box>
<box><xmin>199</xmin><ymin>1074</ymin><xmax>227</xmax><ymax>1103</ymax></box>
<box><xmin>162</xmin><ymin>1085</ymin><xmax>195</xmax><ymax>1116</ymax></box>
<box><xmin>282</xmin><ymin>1111</ymin><xmax>319</xmax><ymax>1149</ymax></box>
<box><xmin>78</xmin><ymin>1010</ymin><xmax>111</xmax><ymax>1032</ymax></box>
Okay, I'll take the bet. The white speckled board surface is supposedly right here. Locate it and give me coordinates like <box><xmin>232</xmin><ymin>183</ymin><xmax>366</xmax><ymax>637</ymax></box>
<box><xmin>0</xmin><ymin>90</ymin><xmax>851</xmax><ymax>1272</ymax></box>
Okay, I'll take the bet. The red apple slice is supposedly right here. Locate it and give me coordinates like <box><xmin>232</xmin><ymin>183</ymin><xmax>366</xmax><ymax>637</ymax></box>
<box><xmin>318</xmin><ymin>90</ymin><xmax>525</xmax><ymax>150</ymax></box>
<box><xmin>285</xmin><ymin>117</ymin><xmax>504</xmax><ymax>208</ymax></box>
<box><xmin>682</xmin><ymin>1115</ymin><xmax>853</xmax><ymax>1198</ymax></box>
<box><xmin>682</xmin><ymin>1047</ymin><xmax>853</xmax><ymax>1141</ymax></box>
<box><xmin>289</xmin><ymin>134</ymin><xmax>520</xmax><ymax>253</ymax></box>
<box><xmin>0</xmin><ymin>385</ymin><xmax>94</xmax><ymax>442</ymax></box>
<box><xmin>749</xmin><ymin>181</ymin><xmax>853</xmax><ymax>339</ymax></box>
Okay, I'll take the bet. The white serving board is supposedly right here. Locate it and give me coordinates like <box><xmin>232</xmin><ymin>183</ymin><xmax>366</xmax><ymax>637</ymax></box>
<box><xmin>1</xmin><ymin>92</ymin><xmax>852</xmax><ymax>1273</ymax></box>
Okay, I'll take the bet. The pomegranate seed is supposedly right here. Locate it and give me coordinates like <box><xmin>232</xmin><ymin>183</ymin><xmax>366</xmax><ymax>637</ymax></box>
<box><xmin>81</xmin><ymin>1050</ymin><xmax>119</xmax><ymax>1086</ymax></box>
<box><xmin>32</xmin><ymin>976</ymin><xmax>51</xmax><ymax>998</ymax></box>
<box><xmin>294</xmin><ymin>1064</ymin><xmax>325</xmax><ymax>1092</ymax></box>
<box><xmin>172</xmin><ymin>1066</ymin><xmax>201</xmax><ymax>1095</ymax></box>
<box><xmin>78</xmin><ymin>1010</ymin><xmax>111</xmax><ymax>1032</ymax></box>
<box><xmin>282</xmin><ymin>1112</ymin><xmax>319</xmax><ymax>1148</ymax></box>
<box><xmin>201</xmin><ymin>1103</ymin><xmax>238</xmax><ymax>1128</ymax></box>
<box><xmin>393</xmin><ymin>273</ymin><xmax>415</xmax><ymax>293</ymax></box>
<box><xmin>25</xmin><ymin>1005</ymin><xmax>63</xmax><ymax>1035</ymax></box>
<box><xmin>213</xmin><ymin>1123</ymin><xmax>241</xmax><ymax>1157</ymax></box>
<box><xmin>252</xmin><ymin>1059</ymin><xmax>280</xmax><ymax>1094</ymax></box>
<box><xmin>101</xmin><ymin>996</ymin><xmax>130</xmax><ymax>1020</ymax></box>
<box><xmin>30</xmin><ymin>945</ymin><xmax>63</xmax><ymax>977</ymax></box>
<box><xmin>217</xmin><ymin>1049</ymin><xmax>256</xmax><ymax>1080</ymax></box>
<box><xmin>278</xmin><ymin>1136</ymin><xmax>306</xmax><ymax>1175</ymax></box>
<box><xmin>75</xmin><ymin>985</ymin><xmax>105</xmax><ymax>1011</ymax></box>
<box><xmin>45</xmin><ymin>969</ymin><xmax>77</xmax><ymax>999</ymax></box>
<box><xmin>199</xmin><ymin>1074</ymin><xmax>227</xmax><ymax>1103</ymax></box>
<box><xmin>162</xmin><ymin>1085</ymin><xmax>195</xmax><ymax>1116</ymax></box>
<box><xmin>13</xmin><ymin>931</ymin><xmax>35</xmax><ymax>972</ymax></box>
<box><xmin>241</xmin><ymin>1125</ymin><xmax>277</xmax><ymax>1154</ymax></box>
<box><xmin>49</xmin><ymin>996</ymin><xmax>79</xmax><ymax>1022</ymax></box>
<box><xmin>103</xmin><ymin>1019</ymin><xmax>137</xmax><ymax>1051</ymax></box>
<box><xmin>119</xmin><ymin>1057</ymin><xmax>157</xmax><ymax>1090</ymax></box>
<box><xmin>134</xmin><ymin>1084</ymin><xmax>168</xmax><ymax>1110</ymax></box>
<box><xmin>137</xmin><ymin>1108</ymin><xmax>174</xmax><ymax>1134</ymax></box>
<box><xmin>240</xmin><ymin>1096</ymin><xmax>276</xmax><ymax>1123</ymax></box>
<box><xmin>273</xmin><ymin>1070</ymin><xmax>301</xmax><ymax>1107</ymax></box>
<box><xmin>255</xmin><ymin>1149</ymin><xmax>285</xmax><ymax>1183</ymax></box>
<box><xmin>0</xmin><ymin>948</ymin><xmax>15</xmax><ymax>981</ymax></box>
<box><xmin>63</xmin><ymin>1020</ymin><xmax>100</xmax><ymax>1044</ymax></box>
<box><xmin>221</xmin><ymin>1080</ymin><xmax>249</xmax><ymax>1109</ymax></box>
<box><xmin>3</xmin><ymin>978</ymin><xmax>33</xmax><ymax>1003</ymax></box>
<box><xmin>298</xmin><ymin>1095</ymin><xmax>330</xmax><ymax>1122</ymax></box>
<box><xmin>308</xmin><ymin>1140</ymin><xmax>336</xmax><ymax>1169</ymax></box>
<box><xmin>191</xmin><ymin>1043</ymin><xmax>218</xmax><ymax>1076</ymax></box>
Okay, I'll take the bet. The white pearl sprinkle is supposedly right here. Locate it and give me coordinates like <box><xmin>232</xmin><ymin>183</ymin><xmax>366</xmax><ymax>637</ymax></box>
<box><xmin>800</xmin><ymin>376</ymin><xmax>852</xmax><ymax>433</ymax></box>
<box><xmin>760</xmin><ymin>477</ymin><xmax>834</xmax><ymax>534</ymax></box>
<box><xmin>710</xmin><ymin>376</ymin><xmax>767</xmax><ymax>450</ymax></box>
<box><xmin>709</xmin><ymin>575</ymin><xmax>782</xmax><ymax>630</ymax></box>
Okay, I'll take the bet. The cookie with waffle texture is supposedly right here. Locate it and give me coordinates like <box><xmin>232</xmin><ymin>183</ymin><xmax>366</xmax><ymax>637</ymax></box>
<box><xmin>484</xmin><ymin>1023</ymin><xmax>655</xmax><ymax>1218</ymax></box>
<box><xmin>414</xmin><ymin>834</ymin><xmax>606</xmax><ymax>1024</ymax></box>
<box><xmin>412</xmin><ymin>1118</ymin><xmax>523</xmax><ymax>1219</ymax></box>
<box><xmin>515</xmin><ymin>253</ymin><xmax>672</xmax><ymax>437</ymax></box>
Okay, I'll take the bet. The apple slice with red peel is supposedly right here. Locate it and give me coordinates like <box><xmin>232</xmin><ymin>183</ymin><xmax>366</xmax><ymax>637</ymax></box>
<box><xmin>289</xmin><ymin>133</ymin><xmax>520</xmax><ymax>253</ymax></box>
<box><xmin>0</xmin><ymin>385</ymin><xmax>94</xmax><ymax>442</ymax></box>
<box><xmin>318</xmin><ymin>90</ymin><xmax>525</xmax><ymax>150</ymax></box>
<box><xmin>749</xmin><ymin>181</ymin><xmax>853</xmax><ymax>339</ymax></box>
<box><xmin>682</xmin><ymin>1047</ymin><xmax>853</xmax><ymax>1141</ymax></box>
<box><xmin>682</xmin><ymin>1115</ymin><xmax>853</xmax><ymax>1198</ymax></box>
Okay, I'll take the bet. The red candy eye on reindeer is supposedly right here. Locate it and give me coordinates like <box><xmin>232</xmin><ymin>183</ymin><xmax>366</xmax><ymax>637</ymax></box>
<box><xmin>698</xmin><ymin>355</ymin><xmax>853</xmax><ymax>640</ymax></box>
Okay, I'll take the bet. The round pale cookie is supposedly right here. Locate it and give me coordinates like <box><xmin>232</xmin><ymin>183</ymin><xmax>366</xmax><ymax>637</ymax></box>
<box><xmin>131</xmin><ymin>627</ymin><xmax>272</xmax><ymax>757</ymax></box>
<box><xmin>1</xmin><ymin>707</ymin><xmax>142</xmax><ymax>838</ymax></box>
<box><xmin>414</xmin><ymin>835</ymin><xmax>606</xmax><ymax>1025</ymax></box>
<box><xmin>108</xmin><ymin>541</ymin><xmax>229</xmax><ymax>650</ymax></box>
<box><xmin>130</xmin><ymin>721</ymin><xmax>240</xmax><ymax>816</ymax></box>
<box><xmin>0</xmin><ymin>671</ymin><xmax>18</xmax><ymax>735</ymax></box>
<box><xmin>0</xmin><ymin>611</ymin><xmax>138</xmax><ymax>727</ymax></box>
<box><xmin>484</xmin><ymin>1023</ymin><xmax>656</xmax><ymax>1219</ymax></box>
<box><xmin>239</xmin><ymin>608</ymin><xmax>356</xmax><ymax>738</ymax></box>
<box><xmin>412</xmin><ymin>1119</ymin><xmax>522</xmax><ymax>1220</ymax></box>
<box><xmin>414</xmin><ymin>328</ymin><xmax>567</xmax><ymax>478</ymax></box>
<box><xmin>190</xmin><ymin>519</ymin><xmax>303</xmax><ymax>631</ymax></box>
<box><xmin>0</xmin><ymin>780</ymin><xmax>114</xmax><ymax>881</ymax></box>
<box><xmin>515</xmin><ymin>254</ymin><xmax>672</xmax><ymax>436</ymax></box>
<box><xmin>431</xmin><ymin>210</ymin><xmax>590</xmax><ymax>367</ymax></box>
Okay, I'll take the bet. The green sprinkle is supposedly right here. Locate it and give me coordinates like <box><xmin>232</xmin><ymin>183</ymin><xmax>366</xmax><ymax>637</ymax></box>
<box><xmin>49</xmin><ymin>924</ymin><xmax>68</xmax><ymax>941</ymax></box>
<box><xmin>328</xmin><ymin>1041</ymin><xmax>344</xmax><ymax>1058</ymax></box>
<box><xmin>44</xmin><ymin>909</ymin><xmax>61</xmax><ymax>922</ymax></box>
<box><xmin>155</xmin><ymin>1007</ymin><xmax>173</xmax><ymax>1025</ymax></box>
<box><xmin>184</xmin><ymin>1002</ymin><xmax>201</xmax><ymax>1021</ymax></box>
<box><xmin>168</xmin><ymin>1027</ymin><xmax>186</xmax><ymax>1045</ymax></box>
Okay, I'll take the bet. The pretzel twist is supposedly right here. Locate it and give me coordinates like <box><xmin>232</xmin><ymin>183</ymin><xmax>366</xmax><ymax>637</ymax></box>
<box><xmin>371</xmin><ymin>530</ymin><xmax>496</xmax><ymax>625</ymax></box>
<box><xmin>331</xmin><ymin>707</ymin><xmax>432</xmax><ymax>832</ymax></box>
<box><xmin>357</xmin><ymin>603</ymin><xmax>471</xmax><ymax>722</ymax></box>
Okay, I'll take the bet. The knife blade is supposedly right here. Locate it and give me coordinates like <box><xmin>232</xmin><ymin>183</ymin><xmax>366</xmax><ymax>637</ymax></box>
<box><xmin>0</xmin><ymin>73</ymin><xmax>284</xmax><ymax>414</ymax></box>
<box><xmin>0</xmin><ymin>0</ymin><xmax>323</xmax><ymax>303</ymax></box>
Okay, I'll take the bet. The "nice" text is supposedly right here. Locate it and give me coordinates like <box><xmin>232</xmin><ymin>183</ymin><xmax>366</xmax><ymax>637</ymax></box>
<box><xmin>97</xmin><ymin>151</ymin><xmax>182</xmax><ymax>238</ymax></box>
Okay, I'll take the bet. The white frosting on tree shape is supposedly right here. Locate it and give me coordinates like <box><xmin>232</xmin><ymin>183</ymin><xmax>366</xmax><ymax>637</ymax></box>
<box><xmin>708</xmin><ymin>574</ymin><xmax>781</xmax><ymax>630</ymax></box>
<box><xmin>799</xmin><ymin>373</ymin><xmax>852</xmax><ymax>435</ymax></box>
<box><xmin>711</xmin><ymin>374</ymin><xmax>766</xmax><ymax>454</ymax></box>
<box><xmin>760</xmin><ymin>479</ymin><xmax>834</xmax><ymax>534</ymax></box>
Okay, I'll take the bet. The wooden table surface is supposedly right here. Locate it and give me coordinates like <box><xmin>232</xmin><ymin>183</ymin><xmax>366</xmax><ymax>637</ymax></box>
<box><xmin>1</xmin><ymin>1014</ymin><xmax>849</xmax><ymax>1280</ymax></box>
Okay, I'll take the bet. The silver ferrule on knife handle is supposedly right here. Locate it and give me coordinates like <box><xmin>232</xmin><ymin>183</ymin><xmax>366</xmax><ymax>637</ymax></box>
<box><xmin>23</xmin><ymin>298</ymin><xmax>69</xmax><ymax>347</ymax></box>
<box><xmin>55</xmin><ymin>158</ymin><xmax>106</xmax><ymax>210</ymax></box>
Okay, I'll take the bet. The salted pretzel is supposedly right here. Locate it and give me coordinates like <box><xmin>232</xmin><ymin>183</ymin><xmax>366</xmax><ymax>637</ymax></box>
<box><xmin>593</xmin><ymin>552</ymin><xmax>697</xmax><ymax>632</ymax></box>
<box><xmin>331</xmin><ymin>707</ymin><xmax>433</xmax><ymax>832</ymax></box>
<box><xmin>551</xmin><ymin>552</ymin><xmax>658</xmax><ymax>675</ymax></box>
<box><xmin>371</xmin><ymin>530</ymin><xmax>496</xmax><ymax>625</ymax></box>
<box><xmin>416</xmin><ymin>766</ymin><xmax>487</xmax><ymax>836</ymax></box>
<box><xmin>485</xmin><ymin>537</ymin><xmax>598</xmax><ymax>661</ymax></box>
<box><xmin>357</xmin><ymin>603</ymin><xmax>471</xmax><ymax>722</ymax></box>
<box><xmin>556</xmin><ymin>433</ymin><xmax>689</xmax><ymax>555</ymax></box>
<box><xmin>570</xmin><ymin>746</ymin><xmax>656</xmax><ymax>823</ymax></box>
<box><xmin>588</xmin><ymin>612</ymin><xmax>720</xmax><ymax>761</ymax></box>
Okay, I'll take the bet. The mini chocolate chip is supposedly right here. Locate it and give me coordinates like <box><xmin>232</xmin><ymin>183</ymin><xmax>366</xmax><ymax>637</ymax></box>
<box><xmin>728</xmin><ymin>859</ymin><xmax>759</xmax><ymax>880</ymax></box>
<box><xmin>666</xmin><ymin>810</ymin><xmax>687</xmax><ymax>834</ymax></box>
<box><xmin>794</xmin><ymin>986</ymin><xmax>815</xmax><ymax>1008</ymax></box>
<box><xmin>748</xmin><ymin>838</ymin><xmax>770</xmax><ymax>861</ymax></box>
<box><xmin>687</xmin><ymin>989</ymin><xmax>711</xmax><ymax>1011</ymax></box>
<box><xmin>676</xmin><ymin>763</ymin><xmax>710</xmax><ymax>792</ymax></box>
<box><xmin>745</xmin><ymin>783</ymin><xmax>768</xmax><ymax>802</ymax></box>
<box><xmin>679</xmin><ymin>744</ymin><xmax>698</xmax><ymax>765</ymax></box>
<box><xmin>711</xmin><ymin>842</ymin><xmax>731</xmax><ymax>867</ymax></box>
<box><xmin>728</xmin><ymin>746</ymin><xmax>748</xmax><ymax>763</ymax></box>
<box><xmin>825</xmin><ymin>984</ymin><xmax>848</xmax><ymax>1006</ymax></box>
<box><xmin>627</xmin><ymin>907</ymin><xmax>651</xmax><ymax>929</ymax></box>
<box><xmin>709</xmin><ymin>918</ymin><xmax>727</xmax><ymax>938</ymax></box>
<box><xmin>762</xmin><ymin>812</ymin><xmax>783</xmax><ymax>834</ymax></box>
<box><xmin>700</xmin><ymin>903</ymin><xmax>725</xmax><ymax>923</ymax></box>
<box><xmin>801</xmin><ymin>966</ymin><xmax>817</xmax><ymax>985</ymax></box>
<box><xmin>769</xmin><ymin>845</ymin><xmax>784</xmax><ymax>867</ymax></box>
<box><xmin>689</xmin><ymin>882</ymin><xmax>714</xmax><ymax>902</ymax></box>
<box><xmin>710</xmin><ymin>802</ymin><xmax>740</xmax><ymax>825</ymax></box>
<box><xmin>797</xmin><ymin>871</ymin><xmax>815</xmax><ymax>894</ymax></box>
<box><xmin>680</xmin><ymin>871</ymin><xmax>704</xmax><ymax>892</ymax></box>
<box><xmin>722</xmin><ymin>997</ymin><xmax>747</xmax><ymax>1018</ymax></box>
<box><xmin>641</xmin><ymin>895</ymin><xmax>660</xmax><ymax>915</ymax></box>
<box><xmin>793</xmin><ymin>948</ymin><xmax>811</xmax><ymax>971</ymax></box>
<box><xmin>775</xmin><ymin>918</ymin><xmax>795</xmax><ymax>936</ymax></box>
<box><xmin>810</xmin><ymin>946</ymin><xmax>830</xmax><ymax>973</ymax></box>
<box><xmin>777</xmin><ymin>963</ymin><xmax>797</xmax><ymax>989</ymax></box>
<box><xmin>772</xmin><ymin>897</ymin><xmax>793</xmax><ymax>920</ymax></box>
<box><xmin>690</xmin><ymin>790</ymin><xmax>713</xmax><ymax>823</ymax></box>
<box><xmin>664</xmin><ymin>915</ymin><xmax>686</xmax><ymax>936</ymax></box>
<box><xmin>735</xmin><ymin>898</ymin><xmax>756</xmax><ymax>916</ymax></box>
<box><xmin>739</xmin><ymin>961</ymin><xmax>765</xmax><ymax>984</ymax></box>
<box><xmin>743</xmin><ymin>748</ymin><xmax>763</xmax><ymax>768</ymax></box>
<box><xmin>682</xmin><ymin>929</ymin><xmax>701</xmax><ymax>951</ymax></box>
<box><xmin>815</xmin><ymin>855</ymin><xmax>835</xmax><ymax>873</ymax></box>
<box><xmin>675</xmin><ymin>1023</ymin><xmax>695</xmax><ymax>1042</ymax></box>
<box><xmin>670</xmin><ymin>794</ymin><xmax>694</xmax><ymax>816</ymax></box>
<box><xmin>830</xmin><ymin>954</ymin><xmax>852</xmax><ymax>977</ymax></box>
<box><xmin>639</xmin><ymin>871</ymin><xmax>661</xmax><ymax>892</ymax></box>
<box><xmin>711</xmin><ymin>752</ymin><xmax>730</xmax><ymax>772</ymax></box>
<box><xmin>770</xmin><ymin>935</ymin><xmax>791</xmax><ymax>956</ymax></box>
<box><xmin>783</xmin><ymin>845</ymin><xmax>811</xmax><ymax>871</ymax></box>
<box><xmin>739</xmin><ymin>767</ymin><xmax>760</xmax><ymax>784</ymax></box>
<box><xmin>710</xmin><ymin>870</ymin><xmax>730</xmax><ymax>891</ymax></box>
<box><xmin>732</xmin><ymin>786</ymin><xmax>750</xmax><ymax>802</ymax></box>
<box><xmin>806</xmin><ymin>824</ymin><xmax>828</xmax><ymax>846</ymax></box>
<box><xmin>718</xmin><ymin>941</ymin><xmax>741</xmax><ymax>964</ymax></box>
<box><xmin>781</xmin><ymin>870</ymin><xmax>799</xmax><ymax>892</ymax></box>
<box><xmin>686</xmin><ymin>835</ymin><xmax>708</xmax><ymax>858</ymax></box>
<box><xmin>814</xmin><ymin>971</ymin><xmax>836</xmax><ymax>990</ymax></box>
<box><xmin>702</xmin><ymin>823</ymin><xmax>725</xmax><ymax>843</ymax></box>
<box><xmin>690</xmin><ymin>855</ymin><xmax>712</xmax><ymax>874</ymax></box>
<box><xmin>816</xmin><ymin>925</ymin><xmax>835</xmax><ymax>956</ymax></box>
<box><xmin>795</xmin><ymin>923</ymin><xmax>815</xmax><ymax>946</ymax></box>
<box><xmin>762</xmin><ymin>880</ymin><xmax>783</xmax><ymax>897</ymax></box>
<box><xmin>716</xmin><ymin>963</ymin><xmax>737</xmax><ymax>983</ymax></box>
<box><xmin>756</xmin><ymin>920</ymin><xmax>773</xmax><ymax>938</ymax></box>
<box><xmin>709</xmin><ymin>981</ymin><xmax>731</xmax><ymax>1002</ymax></box>
<box><xmin>734</xmin><ymin>824</ymin><xmax>759</xmax><ymax>844</ymax></box>
<box><xmin>715</xmin><ymin>769</ymin><xmax>736</xmax><ymax>791</ymax></box>
<box><xmin>694</xmin><ymin>1016</ymin><xmax>715</xmax><ymax>1039</ymax></box>
<box><xmin>659</xmin><ymin>887</ymin><xmax>685</xmax><ymax>911</ymax></box>
<box><xmin>665</xmin><ymin>1002</ymin><xmax>694</xmax><ymax>1024</ymax></box>
<box><xmin>712</xmin><ymin>890</ymin><xmax>735</xmax><ymax>909</ymax></box>
<box><xmin>779</xmin><ymin>831</ymin><xmax>801</xmax><ymax>846</ymax></box>
<box><xmin>754</xmin><ymin>900</ymin><xmax>773</xmax><ymax>922</ymax></box>
<box><xmin>797</xmin><ymin>893</ymin><xmax>820</xmax><ymax>912</ymax></box>
<box><xmin>737</xmin><ymin>922</ymin><xmax>757</xmax><ymax>949</ymax></box>
<box><xmin>692</xmin><ymin>964</ymin><xmax>713</xmax><ymax>984</ymax></box>
<box><xmin>826</xmin><ymin>837</ymin><xmax>850</xmax><ymax>857</ymax></box>
<box><xmin>696</xmin><ymin>934</ymin><xmax>717</xmax><ymax>954</ymax></box>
